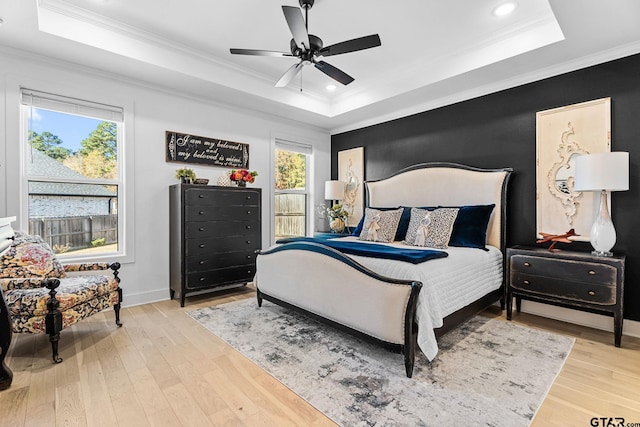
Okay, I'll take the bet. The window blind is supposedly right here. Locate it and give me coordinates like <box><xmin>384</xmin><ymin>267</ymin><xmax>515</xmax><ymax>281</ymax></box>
<box><xmin>275</xmin><ymin>139</ymin><xmax>312</xmax><ymax>155</ymax></box>
<box><xmin>20</xmin><ymin>88</ymin><xmax>124</xmax><ymax>122</ymax></box>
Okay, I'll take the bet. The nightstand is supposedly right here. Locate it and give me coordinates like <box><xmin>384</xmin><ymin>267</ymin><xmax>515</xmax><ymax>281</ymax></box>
<box><xmin>506</xmin><ymin>247</ymin><xmax>625</xmax><ymax>346</ymax></box>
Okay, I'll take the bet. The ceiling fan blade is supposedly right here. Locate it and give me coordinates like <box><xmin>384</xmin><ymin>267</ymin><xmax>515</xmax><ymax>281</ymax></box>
<box><xmin>230</xmin><ymin>48</ymin><xmax>294</xmax><ymax>57</ymax></box>
<box><xmin>318</xmin><ymin>34</ymin><xmax>381</xmax><ymax>57</ymax></box>
<box><xmin>282</xmin><ymin>5</ymin><xmax>310</xmax><ymax>51</ymax></box>
<box><xmin>314</xmin><ymin>61</ymin><xmax>354</xmax><ymax>85</ymax></box>
<box><xmin>275</xmin><ymin>62</ymin><xmax>304</xmax><ymax>87</ymax></box>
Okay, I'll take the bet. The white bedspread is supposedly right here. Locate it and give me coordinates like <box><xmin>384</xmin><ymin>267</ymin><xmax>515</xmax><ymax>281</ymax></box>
<box><xmin>329</xmin><ymin>236</ymin><xmax>503</xmax><ymax>361</ymax></box>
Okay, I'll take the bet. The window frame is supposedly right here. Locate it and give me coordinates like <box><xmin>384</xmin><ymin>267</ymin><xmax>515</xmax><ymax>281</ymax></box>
<box><xmin>272</xmin><ymin>138</ymin><xmax>313</xmax><ymax>245</ymax></box>
<box><xmin>6</xmin><ymin>81</ymin><xmax>135</xmax><ymax>265</ymax></box>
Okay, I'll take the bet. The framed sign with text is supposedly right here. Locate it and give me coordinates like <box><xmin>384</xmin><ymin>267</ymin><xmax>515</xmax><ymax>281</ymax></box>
<box><xmin>166</xmin><ymin>131</ymin><xmax>249</xmax><ymax>168</ymax></box>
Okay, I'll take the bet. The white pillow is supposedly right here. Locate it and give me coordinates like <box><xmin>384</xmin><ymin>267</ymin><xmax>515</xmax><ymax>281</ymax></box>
<box><xmin>358</xmin><ymin>208</ymin><xmax>403</xmax><ymax>243</ymax></box>
<box><xmin>403</xmin><ymin>207</ymin><xmax>459</xmax><ymax>249</ymax></box>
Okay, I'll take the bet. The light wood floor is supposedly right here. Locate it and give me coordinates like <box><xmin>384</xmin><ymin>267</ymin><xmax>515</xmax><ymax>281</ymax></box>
<box><xmin>1</xmin><ymin>287</ymin><xmax>639</xmax><ymax>427</ymax></box>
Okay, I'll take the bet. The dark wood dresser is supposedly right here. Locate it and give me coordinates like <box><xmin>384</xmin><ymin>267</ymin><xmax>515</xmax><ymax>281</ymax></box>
<box><xmin>506</xmin><ymin>246</ymin><xmax>625</xmax><ymax>346</ymax></box>
<box><xmin>169</xmin><ymin>184</ymin><xmax>261</xmax><ymax>307</ymax></box>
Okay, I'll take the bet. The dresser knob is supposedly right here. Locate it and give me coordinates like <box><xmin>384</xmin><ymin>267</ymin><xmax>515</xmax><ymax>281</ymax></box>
<box><xmin>588</xmin><ymin>290</ymin><xmax>596</xmax><ymax>296</ymax></box>
<box><xmin>246</xmin><ymin>240</ymin><xmax>251</xmax><ymax>244</ymax></box>
<box><xmin>246</xmin><ymin>196</ymin><xmax>251</xmax><ymax>200</ymax></box>
<box><xmin>199</xmin><ymin>277</ymin><xmax>205</xmax><ymax>282</ymax></box>
<box><xmin>246</xmin><ymin>225</ymin><xmax>251</xmax><ymax>229</ymax></box>
<box><xmin>199</xmin><ymin>211</ymin><xmax>205</xmax><ymax>215</ymax></box>
<box><xmin>523</xmin><ymin>280</ymin><xmax>530</xmax><ymax>285</ymax></box>
<box><xmin>199</xmin><ymin>227</ymin><xmax>204</xmax><ymax>231</ymax></box>
<box><xmin>198</xmin><ymin>194</ymin><xmax>204</xmax><ymax>198</ymax></box>
<box><xmin>247</xmin><ymin>211</ymin><xmax>251</xmax><ymax>215</ymax></box>
<box><xmin>588</xmin><ymin>270</ymin><xmax>596</xmax><ymax>275</ymax></box>
<box><xmin>523</xmin><ymin>262</ymin><xmax>531</xmax><ymax>267</ymax></box>
<box><xmin>199</xmin><ymin>244</ymin><xmax>205</xmax><ymax>248</ymax></box>
<box><xmin>247</xmin><ymin>255</ymin><xmax>251</xmax><ymax>259</ymax></box>
<box><xmin>199</xmin><ymin>260</ymin><xmax>206</xmax><ymax>265</ymax></box>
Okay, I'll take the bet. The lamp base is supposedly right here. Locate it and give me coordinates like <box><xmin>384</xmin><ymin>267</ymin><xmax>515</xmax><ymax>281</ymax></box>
<box><xmin>591</xmin><ymin>250</ymin><xmax>613</xmax><ymax>257</ymax></box>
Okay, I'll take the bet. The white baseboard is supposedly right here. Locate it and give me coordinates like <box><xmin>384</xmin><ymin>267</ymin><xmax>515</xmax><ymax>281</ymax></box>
<box><xmin>520</xmin><ymin>300</ymin><xmax>640</xmax><ymax>339</ymax></box>
<box><xmin>121</xmin><ymin>288</ymin><xmax>169</xmax><ymax>308</ymax></box>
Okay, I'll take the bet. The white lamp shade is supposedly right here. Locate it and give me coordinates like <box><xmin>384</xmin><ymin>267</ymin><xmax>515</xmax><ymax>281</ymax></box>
<box><xmin>324</xmin><ymin>180</ymin><xmax>345</xmax><ymax>200</ymax></box>
<box><xmin>573</xmin><ymin>152</ymin><xmax>629</xmax><ymax>192</ymax></box>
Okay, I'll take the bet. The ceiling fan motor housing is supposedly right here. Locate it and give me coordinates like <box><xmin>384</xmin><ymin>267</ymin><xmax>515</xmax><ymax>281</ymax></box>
<box><xmin>290</xmin><ymin>34</ymin><xmax>323</xmax><ymax>59</ymax></box>
<box><xmin>299</xmin><ymin>0</ymin><xmax>314</xmax><ymax>9</ymax></box>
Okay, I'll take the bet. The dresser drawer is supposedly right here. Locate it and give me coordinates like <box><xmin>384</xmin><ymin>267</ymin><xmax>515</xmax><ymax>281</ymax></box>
<box><xmin>510</xmin><ymin>272</ymin><xmax>616</xmax><ymax>305</ymax></box>
<box><xmin>186</xmin><ymin>220</ymin><xmax>259</xmax><ymax>238</ymax></box>
<box><xmin>185</xmin><ymin>188</ymin><xmax>260</xmax><ymax>206</ymax></box>
<box><xmin>185</xmin><ymin>205</ymin><xmax>259</xmax><ymax>222</ymax></box>
<box><xmin>186</xmin><ymin>265</ymin><xmax>256</xmax><ymax>290</ymax></box>
<box><xmin>186</xmin><ymin>250</ymin><xmax>257</xmax><ymax>272</ymax></box>
<box><xmin>509</xmin><ymin>255</ymin><xmax>617</xmax><ymax>285</ymax></box>
<box><xmin>186</xmin><ymin>233</ymin><xmax>261</xmax><ymax>256</ymax></box>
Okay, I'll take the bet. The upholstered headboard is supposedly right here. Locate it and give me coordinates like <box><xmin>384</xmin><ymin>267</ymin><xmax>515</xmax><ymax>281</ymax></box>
<box><xmin>365</xmin><ymin>163</ymin><xmax>512</xmax><ymax>250</ymax></box>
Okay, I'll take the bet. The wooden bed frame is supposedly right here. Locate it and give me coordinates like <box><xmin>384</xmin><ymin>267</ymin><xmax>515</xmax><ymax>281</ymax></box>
<box><xmin>255</xmin><ymin>162</ymin><xmax>512</xmax><ymax>377</ymax></box>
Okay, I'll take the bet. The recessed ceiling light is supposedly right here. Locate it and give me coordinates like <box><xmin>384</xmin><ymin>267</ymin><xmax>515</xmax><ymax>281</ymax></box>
<box><xmin>492</xmin><ymin>1</ymin><xmax>518</xmax><ymax>17</ymax></box>
<box><xmin>326</xmin><ymin>84</ymin><xmax>337</xmax><ymax>91</ymax></box>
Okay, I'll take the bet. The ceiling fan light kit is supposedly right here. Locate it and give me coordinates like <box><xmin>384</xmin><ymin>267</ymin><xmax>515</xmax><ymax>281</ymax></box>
<box><xmin>230</xmin><ymin>0</ymin><xmax>381</xmax><ymax>88</ymax></box>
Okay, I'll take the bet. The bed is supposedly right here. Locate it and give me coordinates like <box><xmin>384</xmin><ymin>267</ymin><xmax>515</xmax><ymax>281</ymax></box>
<box><xmin>255</xmin><ymin>162</ymin><xmax>512</xmax><ymax>377</ymax></box>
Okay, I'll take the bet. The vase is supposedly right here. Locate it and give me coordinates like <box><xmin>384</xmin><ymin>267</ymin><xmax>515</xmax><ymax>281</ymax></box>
<box><xmin>236</xmin><ymin>180</ymin><xmax>246</xmax><ymax>187</ymax></box>
<box><xmin>329</xmin><ymin>218</ymin><xmax>345</xmax><ymax>234</ymax></box>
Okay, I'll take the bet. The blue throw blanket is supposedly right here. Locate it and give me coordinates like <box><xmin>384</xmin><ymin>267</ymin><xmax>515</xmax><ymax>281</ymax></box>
<box><xmin>275</xmin><ymin>237</ymin><xmax>448</xmax><ymax>264</ymax></box>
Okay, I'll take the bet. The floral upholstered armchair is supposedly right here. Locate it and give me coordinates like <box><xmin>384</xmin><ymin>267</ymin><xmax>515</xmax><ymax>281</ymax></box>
<box><xmin>0</xmin><ymin>229</ymin><xmax>122</xmax><ymax>390</ymax></box>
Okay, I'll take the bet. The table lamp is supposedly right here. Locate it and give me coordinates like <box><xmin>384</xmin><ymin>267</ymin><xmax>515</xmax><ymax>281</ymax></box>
<box><xmin>573</xmin><ymin>152</ymin><xmax>629</xmax><ymax>256</ymax></box>
<box><xmin>324</xmin><ymin>180</ymin><xmax>345</xmax><ymax>207</ymax></box>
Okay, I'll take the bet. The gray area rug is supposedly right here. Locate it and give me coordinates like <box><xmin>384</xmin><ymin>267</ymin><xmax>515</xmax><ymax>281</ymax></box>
<box><xmin>189</xmin><ymin>299</ymin><xmax>574</xmax><ymax>427</ymax></box>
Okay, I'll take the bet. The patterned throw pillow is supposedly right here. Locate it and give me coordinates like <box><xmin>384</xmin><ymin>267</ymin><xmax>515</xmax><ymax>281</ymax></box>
<box><xmin>0</xmin><ymin>231</ymin><xmax>65</xmax><ymax>279</ymax></box>
<box><xmin>358</xmin><ymin>208</ymin><xmax>403</xmax><ymax>243</ymax></box>
<box><xmin>404</xmin><ymin>207</ymin><xmax>460</xmax><ymax>249</ymax></box>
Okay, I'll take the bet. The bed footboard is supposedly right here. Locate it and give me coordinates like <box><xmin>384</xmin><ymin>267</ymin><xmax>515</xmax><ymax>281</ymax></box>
<box><xmin>255</xmin><ymin>242</ymin><xmax>422</xmax><ymax>378</ymax></box>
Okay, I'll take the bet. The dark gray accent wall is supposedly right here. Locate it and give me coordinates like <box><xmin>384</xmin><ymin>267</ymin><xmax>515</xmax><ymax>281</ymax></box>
<box><xmin>332</xmin><ymin>53</ymin><xmax>640</xmax><ymax>321</ymax></box>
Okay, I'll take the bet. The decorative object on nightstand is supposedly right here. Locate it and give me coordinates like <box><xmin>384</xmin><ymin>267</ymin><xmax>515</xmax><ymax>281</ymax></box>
<box><xmin>326</xmin><ymin>204</ymin><xmax>349</xmax><ymax>234</ymax></box>
<box><xmin>574</xmin><ymin>152</ymin><xmax>629</xmax><ymax>256</ymax></box>
<box><xmin>506</xmin><ymin>246</ymin><xmax>625</xmax><ymax>347</ymax></box>
<box><xmin>325</xmin><ymin>180</ymin><xmax>347</xmax><ymax>233</ymax></box>
<box><xmin>536</xmin><ymin>228</ymin><xmax>578</xmax><ymax>252</ymax></box>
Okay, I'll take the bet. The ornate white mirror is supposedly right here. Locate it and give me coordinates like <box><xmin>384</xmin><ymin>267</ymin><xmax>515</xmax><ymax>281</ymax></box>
<box><xmin>536</xmin><ymin>98</ymin><xmax>611</xmax><ymax>241</ymax></box>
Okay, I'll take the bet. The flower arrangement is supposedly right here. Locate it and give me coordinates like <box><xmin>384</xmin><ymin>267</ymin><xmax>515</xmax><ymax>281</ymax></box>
<box><xmin>326</xmin><ymin>203</ymin><xmax>349</xmax><ymax>233</ymax></box>
<box><xmin>229</xmin><ymin>169</ymin><xmax>258</xmax><ymax>186</ymax></box>
<box><xmin>326</xmin><ymin>203</ymin><xmax>349</xmax><ymax>220</ymax></box>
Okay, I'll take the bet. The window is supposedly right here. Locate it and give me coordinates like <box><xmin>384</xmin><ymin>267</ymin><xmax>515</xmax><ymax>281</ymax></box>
<box><xmin>20</xmin><ymin>89</ymin><xmax>124</xmax><ymax>259</ymax></box>
<box><xmin>274</xmin><ymin>140</ymin><xmax>311</xmax><ymax>242</ymax></box>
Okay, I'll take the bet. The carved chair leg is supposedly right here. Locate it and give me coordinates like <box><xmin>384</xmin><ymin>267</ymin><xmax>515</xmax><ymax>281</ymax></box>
<box><xmin>44</xmin><ymin>278</ymin><xmax>63</xmax><ymax>363</ymax></box>
<box><xmin>48</xmin><ymin>332</ymin><xmax>63</xmax><ymax>364</ymax></box>
<box><xmin>114</xmin><ymin>287</ymin><xmax>123</xmax><ymax>327</ymax></box>
<box><xmin>110</xmin><ymin>263</ymin><xmax>123</xmax><ymax>327</ymax></box>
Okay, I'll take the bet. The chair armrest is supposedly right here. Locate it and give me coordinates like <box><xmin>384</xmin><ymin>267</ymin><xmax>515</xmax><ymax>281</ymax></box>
<box><xmin>0</xmin><ymin>277</ymin><xmax>51</xmax><ymax>292</ymax></box>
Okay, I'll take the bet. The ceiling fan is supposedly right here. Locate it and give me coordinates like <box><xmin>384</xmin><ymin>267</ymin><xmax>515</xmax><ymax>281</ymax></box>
<box><xmin>230</xmin><ymin>0</ymin><xmax>381</xmax><ymax>88</ymax></box>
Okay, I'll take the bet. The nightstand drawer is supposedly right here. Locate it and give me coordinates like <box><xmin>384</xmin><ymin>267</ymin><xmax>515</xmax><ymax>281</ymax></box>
<box><xmin>510</xmin><ymin>273</ymin><xmax>616</xmax><ymax>305</ymax></box>
<box><xmin>510</xmin><ymin>254</ymin><xmax>617</xmax><ymax>285</ymax></box>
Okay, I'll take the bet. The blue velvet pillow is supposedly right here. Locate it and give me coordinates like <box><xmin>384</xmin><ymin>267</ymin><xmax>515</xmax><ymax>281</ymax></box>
<box><xmin>447</xmin><ymin>204</ymin><xmax>495</xmax><ymax>250</ymax></box>
<box><xmin>352</xmin><ymin>207</ymin><xmax>412</xmax><ymax>241</ymax></box>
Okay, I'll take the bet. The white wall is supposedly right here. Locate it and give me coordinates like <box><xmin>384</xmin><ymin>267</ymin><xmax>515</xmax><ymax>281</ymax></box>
<box><xmin>0</xmin><ymin>50</ymin><xmax>331</xmax><ymax>307</ymax></box>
